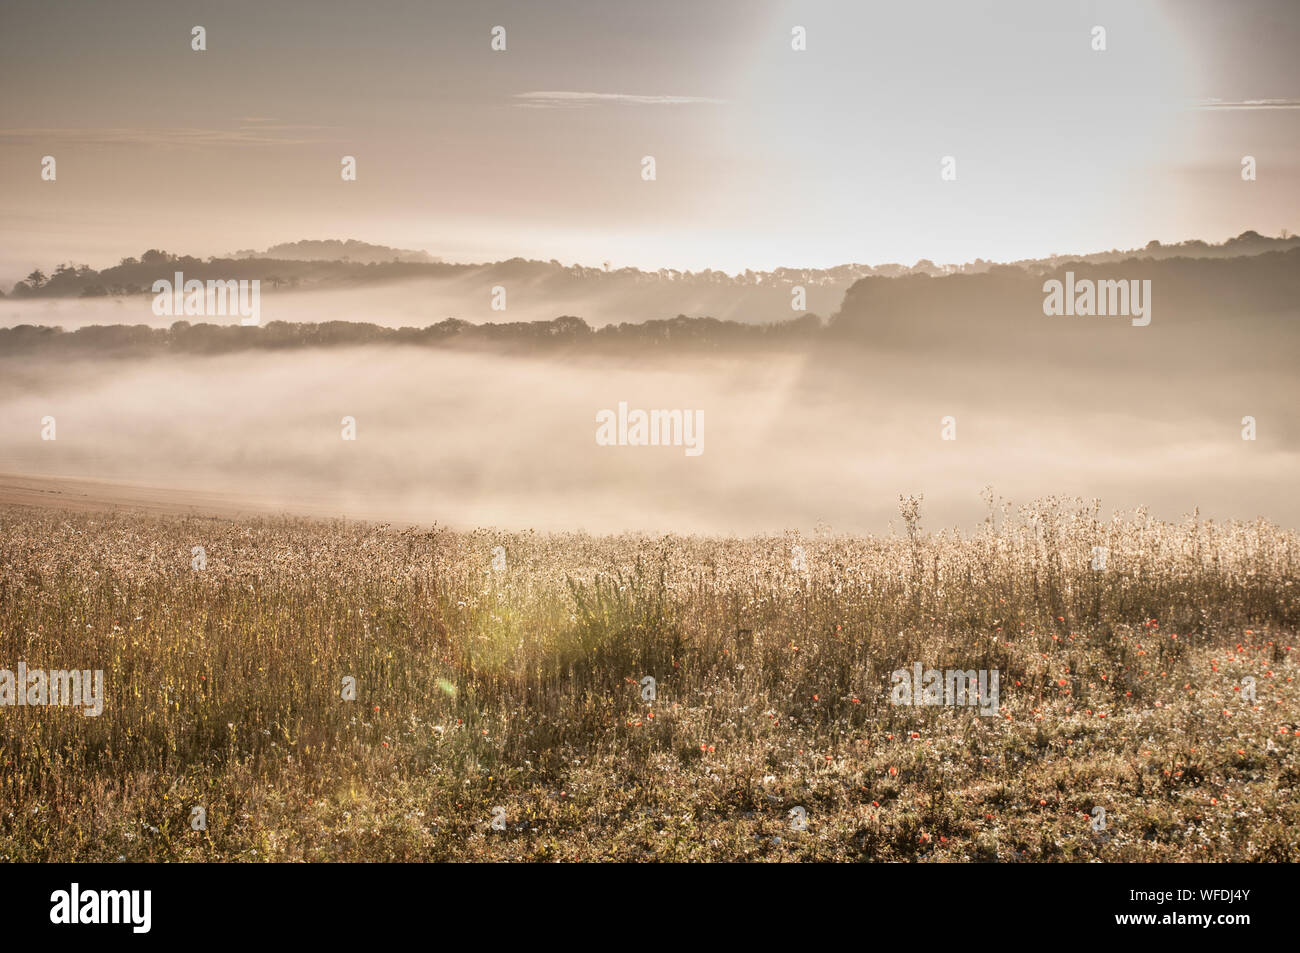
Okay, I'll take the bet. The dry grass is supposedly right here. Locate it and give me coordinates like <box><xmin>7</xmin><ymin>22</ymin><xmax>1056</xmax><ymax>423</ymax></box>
<box><xmin>1</xmin><ymin>493</ymin><xmax>1297</xmax><ymax>861</ymax></box>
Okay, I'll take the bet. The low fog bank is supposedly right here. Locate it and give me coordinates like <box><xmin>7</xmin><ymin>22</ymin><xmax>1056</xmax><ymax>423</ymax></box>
<box><xmin>0</xmin><ymin>271</ymin><xmax>846</xmax><ymax>332</ymax></box>
<box><xmin>1</xmin><ymin>341</ymin><xmax>1295</xmax><ymax>535</ymax></box>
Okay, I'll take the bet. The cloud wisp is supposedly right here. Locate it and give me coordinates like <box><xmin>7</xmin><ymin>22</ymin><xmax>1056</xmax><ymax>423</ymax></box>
<box><xmin>1193</xmin><ymin>98</ymin><xmax>1300</xmax><ymax>110</ymax></box>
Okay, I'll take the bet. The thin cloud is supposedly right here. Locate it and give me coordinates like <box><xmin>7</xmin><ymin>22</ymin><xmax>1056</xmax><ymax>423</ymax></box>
<box><xmin>1194</xmin><ymin>98</ymin><xmax>1300</xmax><ymax>110</ymax></box>
<box><xmin>514</xmin><ymin>91</ymin><xmax>725</xmax><ymax>109</ymax></box>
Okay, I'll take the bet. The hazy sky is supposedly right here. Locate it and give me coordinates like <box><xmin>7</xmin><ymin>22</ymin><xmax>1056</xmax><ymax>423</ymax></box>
<box><xmin>1</xmin><ymin>0</ymin><xmax>1297</xmax><ymax>279</ymax></box>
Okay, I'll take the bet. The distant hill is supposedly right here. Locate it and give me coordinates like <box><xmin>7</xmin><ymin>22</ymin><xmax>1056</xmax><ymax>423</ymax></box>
<box><xmin>1002</xmin><ymin>229</ymin><xmax>1300</xmax><ymax>272</ymax></box>
<box><xmin>229</xmin><ymin>239</ymin><xmax>440</xmax><ymax>264</ymax></box>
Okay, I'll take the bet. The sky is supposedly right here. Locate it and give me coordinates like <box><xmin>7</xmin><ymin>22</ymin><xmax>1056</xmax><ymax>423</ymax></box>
<box><xmin>1</xmin><ymin>0</ymin><xmax>1298</xmax><ymax>281</ymax></box>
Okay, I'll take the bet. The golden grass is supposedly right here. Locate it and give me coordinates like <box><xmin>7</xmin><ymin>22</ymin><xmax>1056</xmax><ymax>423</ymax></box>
<box><xmin>1</xmin><ymin>494</ymin><xmax>1296</xmax><ymax>861</ymax></box>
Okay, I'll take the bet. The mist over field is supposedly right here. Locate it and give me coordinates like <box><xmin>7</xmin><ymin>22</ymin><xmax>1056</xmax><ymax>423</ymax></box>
<box><xmin>3</xmin><ymin>253</ymin><xmax>1297</xmax><ymax>533</ymax></box>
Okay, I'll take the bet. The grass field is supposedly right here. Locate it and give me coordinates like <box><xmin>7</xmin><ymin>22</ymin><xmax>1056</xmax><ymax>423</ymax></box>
<box><xmin>1</xmin><ymin>494</ymin><xmax>1297</xmax><ymax>861</ymax></box>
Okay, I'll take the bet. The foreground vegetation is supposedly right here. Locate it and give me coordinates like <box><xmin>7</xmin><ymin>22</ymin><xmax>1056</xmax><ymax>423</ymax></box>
<box><xmin>1</xmin><ymin>496</ymin><xmax>1297</xmax><ymax>861</ymax></box>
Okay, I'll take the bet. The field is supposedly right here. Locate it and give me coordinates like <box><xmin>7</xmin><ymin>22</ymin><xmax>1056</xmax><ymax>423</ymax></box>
<box><xmin>1</xmin><ymin>494</ymin><xmax>1297</xmax><ymax>862</ymax></box>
